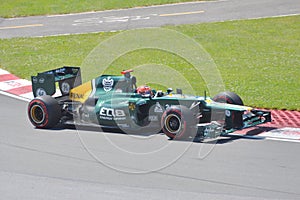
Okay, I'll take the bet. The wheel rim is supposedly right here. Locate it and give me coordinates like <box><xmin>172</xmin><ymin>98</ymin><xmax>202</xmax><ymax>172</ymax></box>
<box><xmin>165</xmin><ymin>114</ymin><xmax>181</xmax><ymax>134</ymax></box>
<box><xmin>30</xmin><ymin>104</ymin><xmax>45</xmax><ymax>124</ymax></box>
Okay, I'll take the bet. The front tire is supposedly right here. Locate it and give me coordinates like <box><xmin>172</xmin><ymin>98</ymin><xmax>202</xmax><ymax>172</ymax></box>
<box><xmin>213</xmin><ymin>91</ymin><xmax>243</xmax><ymax>105</ymax></box>
<box><xmin>28</xmin><ymin>95</ymin><xmax>61</xmax><ymax>128</ymax></box>
<box><xmin>161</xmin><ymin>106</ymin><xmax>197</xmax><ymax>140</ymax></box>
<box><xmin>213</xmin><ymin>91</ymin><xmax>244</xmax><ymax>129</ymax></box>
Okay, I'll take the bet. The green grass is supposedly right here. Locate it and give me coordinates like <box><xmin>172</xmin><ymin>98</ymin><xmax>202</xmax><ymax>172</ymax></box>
<box><xmin>0</xmin><ymin>0</ymin><xmax>201</xmax><ymax>18</ymax></box>
<box><xmin>0</xmin><ymin>16</ymin><xmax>299</xmax><ymax>110</ymax></box>
<box><xmin>171</xmin><ymin>16</ymin><xmax>300</xmax><ymax>110</ymax></box>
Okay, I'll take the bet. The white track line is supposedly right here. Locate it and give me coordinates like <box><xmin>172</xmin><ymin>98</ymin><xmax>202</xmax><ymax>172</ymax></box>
<box><xmin>266</xmin><ymin>138</ymin><xmax>300</xmax><ymax>143</ymax></box>
<box><xmin>0</xmin><ymin>69</ymin><xmax>10</xmax><ymax>75</ymax></box>
<box><xmin>0</xmin><ymin>90</ymin><xmax>31</xmax><ymax>102</ymax></box>
<box><xmin>6</xmin><ymin>0</ymin><xmax>227</xmax><ymax>20</ymax></box>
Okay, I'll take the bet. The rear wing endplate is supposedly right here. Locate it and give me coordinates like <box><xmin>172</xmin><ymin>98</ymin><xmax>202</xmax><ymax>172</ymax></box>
<box><xmin>31</xmin><ymin>66</ymin><xmax>81</xmax><ymax>97</ymax></box>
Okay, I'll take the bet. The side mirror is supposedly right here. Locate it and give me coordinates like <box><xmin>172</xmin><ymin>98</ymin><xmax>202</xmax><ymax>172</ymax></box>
<box><xmin>176</xmin><ymin>88</ymin><xmax>182</xmax><ymax>95</ymax></box>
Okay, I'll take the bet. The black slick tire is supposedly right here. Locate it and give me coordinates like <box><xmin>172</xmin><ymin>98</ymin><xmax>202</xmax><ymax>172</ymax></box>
<box><xmin>213</xmin><ymin>91</ymin><xmax>244</xmax><ymax>129</ymax></box>
<box><xmin>213</xmin><ymin>91</ymin><xmax>244</xmax><ymax>105</ymax></box>
<box><xmin>28</xmin><ymin>95</ymin><xmax>61</xmax><ymax>128</ymax></box>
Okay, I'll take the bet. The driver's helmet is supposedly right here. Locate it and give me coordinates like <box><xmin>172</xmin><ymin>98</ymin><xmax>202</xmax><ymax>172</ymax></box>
<box><xmin>136</xmin><ymin>85</ymin><xmax>152</xmax><ymax>97</ymax></box>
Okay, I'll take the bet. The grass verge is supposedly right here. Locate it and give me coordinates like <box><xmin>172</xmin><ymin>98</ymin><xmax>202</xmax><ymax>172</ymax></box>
<box><xmin>0</xmin><ymin>16</ymin><xmax>299</xmax><ymax>110</ymax></box>
<box><xmin>0</xmin><ymin>0</ymin><xmax>201</xmax><ymax>18</ymax></box>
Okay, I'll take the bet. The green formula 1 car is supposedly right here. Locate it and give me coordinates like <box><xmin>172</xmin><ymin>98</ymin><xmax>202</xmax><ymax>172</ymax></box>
<box><xmin>27</xmin><ymin>66</ymin><xmax>271</xmax><ymax>140</ymax></box>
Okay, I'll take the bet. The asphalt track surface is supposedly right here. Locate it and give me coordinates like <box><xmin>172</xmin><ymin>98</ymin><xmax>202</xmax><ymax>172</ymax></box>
<box><xmin>1</xmin><ymin>0</ymin><xmax>300</xmax><ymax>199</ymax></box>
<box><xmin>0</xmin><ymin>0</ymin><xmax>299</xmax><ymax>38</ymax></box>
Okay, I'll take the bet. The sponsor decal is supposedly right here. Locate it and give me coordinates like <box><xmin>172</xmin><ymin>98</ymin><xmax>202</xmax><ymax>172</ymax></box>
<box><xmin>61</xmin><ymin>82</ymin><xmax>70</xmax><ymax>94</ymax></box>
<box><xmin>225</xmin><ymin>110</ymin><xmax>231</xmax><ymax>117</ymax></box>
<box><xmin>5</xmin><ymin>80</ymin><xmax>22</xmax><ymax>87</ymax></box>
<box><xmin>154</xmin><ymin>102</ymin><xmax>163</xmax><ymax>113</ymax></box>
<box><xmin>55</xmin><ymin>68</ymin><xmax>66</xmax><ymax>73</ymax></box>
<box><xmin>117</xmin><ymin>123</ymin><xmax>130</xmax><ymax>128</ymax></box>
<box><xmin>149</xmin><ymin>115</ymin><xmax>158</xmax><ymax>121</ymax></box>
<box><xmin>36</xmin><ymin>88</ymin><xmax>47</xmax><ymax>96</ymax></box>
<box><xmin>70</xmin><ymin>93</ymin><xmax>84</xmax><ymax>99</ymax></box>
<box><xmin>99</xmin><ymin>107</ymin><xmax>126</xmax><ymax>121</ymax></box>
<box><xmin>102</xmin><ymin>76</ymin><xmax>114</xmax><ymax>92</ymax></box>
<box><xmin>129</xmin><ymin>102</ymin><xmax>135</xmax><ymax>111</ymax></box>
<box><xmin>32</xmin><ymin>77</ymin><xmax>38</xmax><ymax>84</ymax></box>
<box><xmin>203</xmin><ymin>123</ymin><xmax>222</xmax><ymax>138</ymax></box>
<box><xmin>39</xmin><ymin>78</ymin><xmax>45</xmax><ymax>84</ymax></box>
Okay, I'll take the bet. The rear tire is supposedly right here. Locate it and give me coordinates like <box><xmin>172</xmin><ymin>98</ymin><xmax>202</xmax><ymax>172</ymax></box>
<box><xmin>161</xmin><ymin>106</ymin><xmax>197</xmax><ymax>140</ymax></box>
<box><xmin>28</xmin><ymin>95</ymin><xmax>61</xmax><ymax>128</ymax></box>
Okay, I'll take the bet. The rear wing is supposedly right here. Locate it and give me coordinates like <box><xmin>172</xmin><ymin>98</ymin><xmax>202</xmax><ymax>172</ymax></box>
<box><xmin>31</xmin><ymin>66</ymin><xmax>82</xmax><ymax>97</ymax></box>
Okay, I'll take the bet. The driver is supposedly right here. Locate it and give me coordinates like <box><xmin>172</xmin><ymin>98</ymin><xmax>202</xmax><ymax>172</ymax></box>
<box><xmin>136</xmin><ymin>85</ymin><xmax>153</xmax><ymax>97</ymax></box>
